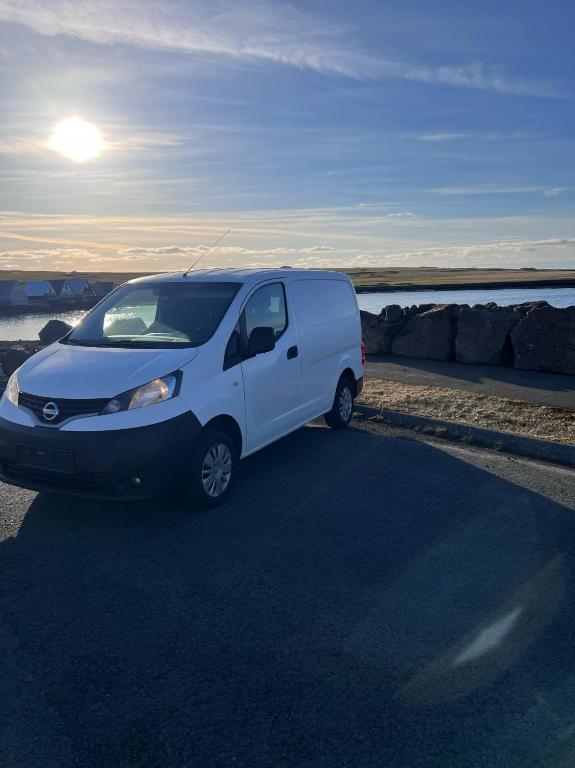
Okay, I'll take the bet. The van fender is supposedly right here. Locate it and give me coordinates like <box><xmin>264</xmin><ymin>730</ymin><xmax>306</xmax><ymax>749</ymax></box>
<box><xmin>180</xmin><ymin>391</ymin><xmax>246</xmax><ymax>456</ymax></box>
<box><xmin>332</xmin><ymin>352</ymin><xmax>363</xmax><ymax>401</ymax></box>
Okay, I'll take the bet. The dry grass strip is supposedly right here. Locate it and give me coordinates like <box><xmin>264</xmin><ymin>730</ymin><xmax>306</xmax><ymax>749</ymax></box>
<box><xmin>359</xmin><ymin>379</ymin><xmax>575</xmax><ymax>445</ymax></box>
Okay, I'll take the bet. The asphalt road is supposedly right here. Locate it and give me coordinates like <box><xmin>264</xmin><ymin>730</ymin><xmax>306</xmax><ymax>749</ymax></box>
<box><xmin>365</xmin><ymin>355</ymin><xmax>575</xmax><ymax>409</ymax></box>
<box><xmin>1</xmin><ymin>421</ymin><xmax>575</xmax><ymax>768</ymax></box>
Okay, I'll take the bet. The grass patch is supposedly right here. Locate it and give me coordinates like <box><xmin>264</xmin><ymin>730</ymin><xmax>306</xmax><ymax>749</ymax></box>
<box><xmin>359</xmin><ymin>379</ymin><xmax>575</xmax><ymax>445</ymax></box>
<box><xmin>341</xmin><ymin>267</ymin><xmax>575</xmax><ymax>288</ymax></box>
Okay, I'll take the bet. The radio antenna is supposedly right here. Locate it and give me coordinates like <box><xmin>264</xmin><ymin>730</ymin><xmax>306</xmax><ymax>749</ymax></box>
<box><xmin>183</xmin><ymin>229</ymin><xmax>231</xmax><ymax>276</ymax></box>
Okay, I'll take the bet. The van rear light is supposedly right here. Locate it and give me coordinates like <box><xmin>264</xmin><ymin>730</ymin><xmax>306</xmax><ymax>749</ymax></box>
<box><xmin>361</xmin><ymin>341</ymin><xmax>367</xmax><ymax>366</ymax></box>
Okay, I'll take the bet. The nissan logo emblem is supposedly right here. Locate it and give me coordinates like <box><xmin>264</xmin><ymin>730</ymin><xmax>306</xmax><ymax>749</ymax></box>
<box><xmin>42</xmin><ymin>402</ymin><xmax>60</xmax><ymax>421</ymax></box>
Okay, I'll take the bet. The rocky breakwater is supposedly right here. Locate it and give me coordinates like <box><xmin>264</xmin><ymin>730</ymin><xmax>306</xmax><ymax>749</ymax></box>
<box><xmin>0</xmin><ymin>341</ymin><xmax>44</xmax><ymax>378</ymax></box>
<box><xmin>361</xmin><ymin>301</ymin><xmax>575</xmax><ymax>375</ymax></box>
<box><xmin>0</xmin><ymin>320</ymin><xmax>72</xmax><ymax>379</ymax></box>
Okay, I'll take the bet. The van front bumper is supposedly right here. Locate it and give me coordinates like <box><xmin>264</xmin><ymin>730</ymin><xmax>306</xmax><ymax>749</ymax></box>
<box><xmin>0</xmin><ymin>412</ymin><xmax>201</xmax><ymax>500</ymax></box>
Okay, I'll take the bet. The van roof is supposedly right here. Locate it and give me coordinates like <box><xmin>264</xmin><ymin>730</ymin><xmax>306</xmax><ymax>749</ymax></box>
<box><xmin>129</xmin><ymin>268</ymin><xmax>350</xmax><ymax>286</ymax></box>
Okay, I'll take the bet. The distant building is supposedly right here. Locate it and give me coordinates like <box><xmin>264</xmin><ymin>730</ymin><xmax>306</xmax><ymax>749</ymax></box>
<box><xmin>49</xmin><ymin>279</ymin><xmax>75</xmax><ymax>301</ymax></box>
<box><xmin>67</xmin><ymin>278</ymin><xmax>95</xmax><ymax>305</ymax></box>
<box><xmin>0</xmin><ymin>280</ymin><xmax>28</xmax><ymax>308</ymax></box>
<box><xmin>93</xmin><ymin>280</ymin><xmax>117</xmax><ymax>298</ymax></box>
<box><xmin>25</xmin><ymin>280</ymin><xmax>58</xmax><ymax>305</ymax></box>
<box><xmin>48</xmin><ymin>278</ymin><xmax>81</xmax><ymax>307</ymax></box>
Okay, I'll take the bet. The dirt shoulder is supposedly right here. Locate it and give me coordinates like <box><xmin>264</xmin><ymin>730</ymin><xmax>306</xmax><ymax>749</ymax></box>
<box><xmin>359</xmin><ymin>379</ymin><xmax>575</xmax><ymax>445</ymax></box>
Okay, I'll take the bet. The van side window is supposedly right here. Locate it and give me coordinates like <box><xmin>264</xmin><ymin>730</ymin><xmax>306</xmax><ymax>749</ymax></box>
<box><xmin>224</xmin><ymin>322</ymin><xmax>242</xmax><ymax>370</ymax></box>
<box><xmin>243</xmin><ymin>282</ymin><xmax>287</xmax><ymax>341</ymax></box>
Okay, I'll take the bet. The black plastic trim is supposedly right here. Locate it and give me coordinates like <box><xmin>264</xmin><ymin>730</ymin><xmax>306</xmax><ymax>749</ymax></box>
<box><xmin>287</xmin><ymin>345</ymin><xmax>298</xmax><ymax>360</ymax></box>
<box><xmin>0</xmin><ymin>411</ymin><xmax>201</xmax><ymax>500</ymax></box>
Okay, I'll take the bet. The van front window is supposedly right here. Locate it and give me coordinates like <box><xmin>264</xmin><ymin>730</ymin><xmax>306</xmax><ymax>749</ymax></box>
<box><xmin>64</xmin><ymin>282</ymin><xmax>241</xmax><ymax>348</ymax></box>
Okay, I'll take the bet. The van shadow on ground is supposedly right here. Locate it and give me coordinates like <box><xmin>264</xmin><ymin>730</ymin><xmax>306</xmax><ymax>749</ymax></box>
<box><xmin>1</xmin><ymin>424</ymin><xmax>575</xmax><ymax>767</ymax></box>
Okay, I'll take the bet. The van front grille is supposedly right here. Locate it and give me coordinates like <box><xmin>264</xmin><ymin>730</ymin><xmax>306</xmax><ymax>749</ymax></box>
<box><xmin>18</xmin><ymin>392</ymin><xmax>109</xmax><ymax>425</ymax></box>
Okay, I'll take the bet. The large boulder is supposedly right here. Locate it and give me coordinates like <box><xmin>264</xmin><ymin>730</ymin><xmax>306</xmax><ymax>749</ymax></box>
<box><xmin>360</xmin><ymin>307</ymin><xmax>406</xmax><ymax>355</ymax></box>
<box><xmin>455</xmin><ymin>305</ymin><xmax>521</xmax><ymax>365</ymax></box>
<box><xmin>38</xmin><ymin>319</ymin><xmax>73</xmax><ymax>345</ymax></box>
<box><xmin>361</xmin><ymin>310</ymin><xmax>385</xmax><ymax>354</ymax></box>
<box><xmin>511</xmin><ymin>305</ymin><xmax>575</xmax><ymax>374</ymax></box>
<box><xmin>0</xmin><ymin>347</ymin><xmax>32</xmax><ymax>377</ymax></box>
<box><xmin>392</xmin><ymin>304</ymin><xmax>459</xmax><ymax>360</ymax></box>
<box><xmin>384</xmin><ymin>304</ymin><xmax>403</xmax><ymax>323</ymax></box>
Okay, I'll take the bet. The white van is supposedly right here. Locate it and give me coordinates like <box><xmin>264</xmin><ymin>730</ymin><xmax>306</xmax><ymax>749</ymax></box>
<box><xmin>0</xmin><ymin>269</ymin><xmax>364</xmax><ymax>507</ymax></box>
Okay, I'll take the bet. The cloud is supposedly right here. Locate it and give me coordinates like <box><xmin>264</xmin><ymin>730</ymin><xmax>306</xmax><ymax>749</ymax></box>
<box><xmin>0</xmin><ymin>246</ymin><xmax>115</xmax><ymax>268</ymax></box>
<box><xmin>2</xmin><ymin>236</ymin><xmax>573</xmax><ymax>273</ymax></box>
<box><xmin>542</xmin><ymin>187</ymin><xmax>566</xmax><ymax>198</ymax></box>
<box><xmin>0</xmin><ymin>128</ymin><xmax>188</xmax><ymax>157</ymax></box>
<box><xmin>430</xmin><ymin>185</ymin><xmax>553</xmax><ymax>196</ymax></box>
<box><xmin>120</xmin><ymin>246</ymin><xmax>194</xmax><ymax>256</ymax></box>
<box><xmin>383</xmin><ymin>61</ymin><xmax>559</xmax><ymax>97</ymax></box>
<box><xmin>418</xmin><ymin>133</ymin><xmax>472</xmax><ymax>142</ymax></box>
<box><xmin>0</xmin><ymin>243</ymin><xmax>344</xmax><ymax>271</ymax></box>
<box><xmin>0</xmin><ymin>0</ymin><xmax>559</xmax><ymax>95</ymax></box>
<box><xmin>371</xmin><ymin>237</ymin><xmax>575</xmax><ymax>265</ymax></box>
<box><xmin>0</xmin><ymin>137</ymin><xmax>46</xmax><ymax>155</ymax></box>
<box><xmin>118</xmin><ymin>244</ymin><xmax>337</xmax><ymax>258</ymax></box>
<box><xmin>357</xmin><ymin>205</ymin><xmax>415</xmax><ymax>218</ymax></box>
<box><xmin>416</xmin><ymin>131</ymin><xmax>543</xmax><ymax>142</ymax></box>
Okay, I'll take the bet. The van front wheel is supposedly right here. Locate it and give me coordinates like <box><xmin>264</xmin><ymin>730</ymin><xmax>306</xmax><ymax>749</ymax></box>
<box><xmin>180</xmin><ymin>428</ymin><xmax>236</xmax><ymax>509</ymax></box>
<box><xmin>325</xmin><ymin>377</ymin><xmax>355</xmax><ymax>430</ymax></box>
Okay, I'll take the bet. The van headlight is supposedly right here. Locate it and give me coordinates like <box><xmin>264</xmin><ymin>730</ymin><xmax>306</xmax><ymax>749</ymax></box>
<box><xmin>4</xmin><ymin>372</ymin><xmax>19</xmax><ymax>406</ymax></box>
<box><xmin>101</xmin><ymin>372</ymin><xmax>181</xmax><ymax>415</ymax></box>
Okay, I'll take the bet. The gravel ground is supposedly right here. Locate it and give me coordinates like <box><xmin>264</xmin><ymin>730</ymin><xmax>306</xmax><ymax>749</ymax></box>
<box><xmin>359</xmin><ymin>379</ymin><xmax>575</xmax><ymax>444</ymax></box>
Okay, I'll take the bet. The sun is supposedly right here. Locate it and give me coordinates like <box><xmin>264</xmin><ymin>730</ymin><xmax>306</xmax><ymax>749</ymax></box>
<box><xmin>48</xmin><ymin>117</ymin><xmax>105</xmax><ymax>161</ymax></box>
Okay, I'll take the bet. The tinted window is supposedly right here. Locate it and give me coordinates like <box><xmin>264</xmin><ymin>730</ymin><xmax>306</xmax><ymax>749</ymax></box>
<box><xmin>243</xmin><ymin>282</ymin><xmax>287</xmax><ymax>340</ymax></box>
<box><xmin>65</xmin><ymin>282</ymin><xmax>240</xmax><ymax>348</ymax></box>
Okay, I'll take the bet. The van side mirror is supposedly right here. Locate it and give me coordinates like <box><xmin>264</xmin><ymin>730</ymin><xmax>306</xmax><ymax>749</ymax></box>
<box><xmin>247</xmin><ymin>326</ymin><xmax>276</xmax><ymax>356</ymax></box>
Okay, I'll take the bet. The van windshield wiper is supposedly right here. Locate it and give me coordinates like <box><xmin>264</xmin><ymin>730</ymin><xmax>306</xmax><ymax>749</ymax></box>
<box><xmin>63</xmin><ymin>338</ymin><xmax>103</xmax><ymax>347</ymax></box>
<box><xmin>78</xmin><ymin>339</ymin><xmax>193</xmax><ymax>348</ymax></box>
<box><xmin>64</xmin><ymin>337</ymin><xmax>195</xmax><ymax>348</ymax></box>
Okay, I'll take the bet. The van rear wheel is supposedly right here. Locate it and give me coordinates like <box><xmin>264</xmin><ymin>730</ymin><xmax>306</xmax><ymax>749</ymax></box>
<box><xmin>180</xmin><ymin>428</ymin><xmax>236</xmax><ymax>509</ymax></box>
<box><xmin>325</xmin><ymin>376</ymin><xmax>355</xmax><ymax>430</ymax></box>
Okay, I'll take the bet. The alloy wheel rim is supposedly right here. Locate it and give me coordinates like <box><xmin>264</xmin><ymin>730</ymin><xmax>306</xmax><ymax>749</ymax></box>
<box><xmin>201</xmin><ymin>443</ymin><xmax>233</xmax><ymax>497</ymax></box>
<box><xmin>339</xmin><ymin>386</ymin><xmax>353</xmax><ymax>421</ymax></box>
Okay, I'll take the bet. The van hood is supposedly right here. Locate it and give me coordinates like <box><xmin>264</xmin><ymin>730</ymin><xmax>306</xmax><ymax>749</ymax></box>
<box><xmin>17</xmin><ymin>343</ymin><xmax>198</xmax><ymax>399</ymax></box>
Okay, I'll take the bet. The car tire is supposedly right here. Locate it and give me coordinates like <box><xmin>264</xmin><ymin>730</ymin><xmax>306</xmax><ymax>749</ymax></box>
<box><xmin>180</xmin><ymin>428</ymin><xmax>237</xmax><ymax>509</ymax></box>
<box><xmin>324</xmin><ymin>376</ymin><xmax>355</xmax><ymax>430</ymax></box>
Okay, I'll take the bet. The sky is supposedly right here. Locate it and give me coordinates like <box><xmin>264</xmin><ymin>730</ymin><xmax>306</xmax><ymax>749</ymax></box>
<box><xmin>0</xmin><ymin>0</ymin><xmax>574</xmax><ymax>273</ymax></box>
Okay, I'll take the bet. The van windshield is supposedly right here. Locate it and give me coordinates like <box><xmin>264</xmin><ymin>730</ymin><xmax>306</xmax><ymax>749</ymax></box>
<box><xmin>64</xmin><ymin>282</ymin><xmax>241</xmax><ymax>348</ymax></box>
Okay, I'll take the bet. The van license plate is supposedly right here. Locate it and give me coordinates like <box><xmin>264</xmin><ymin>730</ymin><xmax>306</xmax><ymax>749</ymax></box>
<box><xmin>16</xmin><ymin>445</ymin><xmax>74</xmax><ymax>474</ymax></box>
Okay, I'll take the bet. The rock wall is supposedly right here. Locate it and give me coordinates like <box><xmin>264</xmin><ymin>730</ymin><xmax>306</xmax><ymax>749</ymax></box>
<box><xmin>0</xmin><ymin>321</ymin><xmax>71</xmax><ymax>378</ymax></box>
<box><xmin>361</xmin><ymin>302</ymin><xmax>575</xmax><ymax>375</ymax></box>
<box><xmin>0</xmin><ymin>341</ymin><xmax>44</xmax><ymax>378</ymax></box>
<box><xmin>1</xmin><ymin>307</ymin><xmax>574</xmax><ymax>379</ymax></box>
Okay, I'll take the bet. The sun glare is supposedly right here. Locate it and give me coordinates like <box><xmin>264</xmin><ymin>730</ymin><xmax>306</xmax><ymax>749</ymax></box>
<box><xmin>48</xmin><ymin>117</ymin><xmax>105</xmax><ymax>161</ymax></box>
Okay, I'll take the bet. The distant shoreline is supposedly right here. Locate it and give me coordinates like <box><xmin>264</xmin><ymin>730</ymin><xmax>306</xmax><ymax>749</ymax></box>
<box><xmin>4</xmin><ymin>279</ymin><xmax>573</xmax><ymax>308</ymax></box>
<box><xmin>353</xmin><ymin>278</ymin><xmax>575</xmax><ymax>293</ymax></box>
<box><xmin>1</xmin><ymin>268</ymin><xmax>575</xmax><ymax>305</ymax></box>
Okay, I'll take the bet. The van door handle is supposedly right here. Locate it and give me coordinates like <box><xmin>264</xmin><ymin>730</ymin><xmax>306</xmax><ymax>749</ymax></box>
<box><xmin>287</xmin><ymin>345</ymin><xmax>299</xmax><ymax>360</ymax></box>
